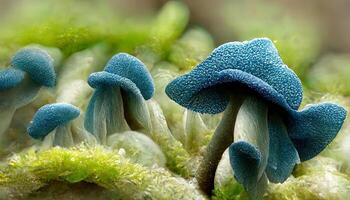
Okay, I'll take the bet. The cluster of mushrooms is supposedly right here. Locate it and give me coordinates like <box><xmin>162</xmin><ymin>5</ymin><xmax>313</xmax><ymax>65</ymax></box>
<box><xmin>0</xmin><ymin>38</ymin><xmax>346</xmax><ymax>200</ymax></box>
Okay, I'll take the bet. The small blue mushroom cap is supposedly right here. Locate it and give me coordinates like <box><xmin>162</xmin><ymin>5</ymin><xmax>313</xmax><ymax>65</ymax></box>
<box><xmin>229</xmin><ymin>141</ymin><xmax>267</xmax><ymax>199</ymax></box>
<box><xmin>85</xmin><ymin>53</ymin><xmax>154</xmax><ymax>136</ymax></box>
<box><xmin>27</xmin><ymin>103</ymin><xmax>80</xmax><ymax>139</ymax></box>
<box><xmin>103</xmin><ymin>53</ymin><xmax>154</xmax><ymax>100</ymax></box>
<box><xmin>0</xmin><ymin>68</ymin><xmax>25</xmax><ymax>90</ymax></box>
<box><xmin>11</xmin><ymin>47</ymin><xmax>56</xmax><ymax>87</ymax></box>
<box><xmin>166</xmin><ymin>38</ymin><xmax>302</xmax><ymax>114</ymax></box>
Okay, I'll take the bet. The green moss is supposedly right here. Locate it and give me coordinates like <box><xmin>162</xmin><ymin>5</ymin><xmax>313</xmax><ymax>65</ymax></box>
<box><xmin>168</xmin><ymin>28</ymin><xmax>214</xmax><ymax>71</ymax></box>
<box><xmin>147</xmin><ymin>100</ymin><xmax>196</xmax><ymax>177</ymax></box>
<box><xmin>213</xmin><ymin>181</ymin><xmax>248</xmax><ymax>200</ymax></box>
<box><xmin>149</xmin><ymin>1</ymin><xmax>189</xmax><ymax>56</ymax></box>
<box><xmin>0</xmin><ymin>145</ymin><xmax>205</xmax><ymax>199</ymax></box>
<box><xmin>307</xmin><ymin>54</ymin><xmax>350</xmax><ymax>96</ymax></box>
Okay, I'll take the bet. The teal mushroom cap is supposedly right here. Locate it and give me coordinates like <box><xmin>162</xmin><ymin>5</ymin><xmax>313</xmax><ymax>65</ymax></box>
<box><xmin>11</xmin><ymin>47</ymin><xmax>56</xmax><ymax>87</ymax></box>
<box><xmin>165</xmin><ymin>38</ymin><xmax>347</xmax><ymax>196</ymax></box>
<box><xmin>0</xmin><ymin>47</ymin><xmax>57</xmax><ymax>140</ymax></box>
<box><xmin>27</xmin><ymin>103</ymin><xmax>80</xmax><ymax>140</ymax></box>
<box><xmin>85</xmin><ymin>53</ymin><xmax>154</xmax><ymax>144</ymax></box>
<box><xmin>0</xmin><ymin>47</ymin><xmax>56</xmax><ymax>90</ymax></box>
<box><xmin>0</xmin><ymin>68</ymin><xmax>25</xmax><ymax>90</ymax></box>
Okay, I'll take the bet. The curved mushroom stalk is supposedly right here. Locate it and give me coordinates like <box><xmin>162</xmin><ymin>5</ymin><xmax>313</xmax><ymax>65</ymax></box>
<box><xmin>84</xmin><ymin>53</ymin><xmax>154</xmax><ymax>145</ymax></box>
<box><xmin>85</xmin><ymin>87</ymin><xmax>131</xmax><ymax>144</ymax></box>
<box><xmin>0</xmin><ymin>76</ymin><xmax>40</xmax><ymax>141</ymax></box>
<box><xmin>28</xmin><ymin>103</ymin><xmax>95</xmax><ymax>149</ymax></box>
<box><xmin>229</xmin><ymin>95</ymin><xmax>269</xmax><ymax>200</ymax></box>
<box><xmin>0</xmin><ymin>47</ymin><xmax>57</xmax><ymax>144</ymax></box>
<box><xmin>196</xmin><ymin>96</ymin><xmax>243</xmax><ymax>194</ymax></box>
<box><xmin>183</xmin><ymin>110</ymin><xmax>210</xmax><ymax>154</ymax></box>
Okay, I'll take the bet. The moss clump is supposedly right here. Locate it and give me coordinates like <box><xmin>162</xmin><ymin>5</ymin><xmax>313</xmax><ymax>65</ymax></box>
<box><xmin>0</xmin><ymin>145</ymin><xmax>205</xmax><ymax>200</ymax></box>
<box><xmin>307</xmin><ymin>54</ymin><xmax>350</xmax><ymax>96</ymax></box>
<box><xmin>168</xmin><ymin>28</ymin><xmax>214</xmax><ymax>71</ymax></box>
<box><xmin>147</xmin><ymin>100</ymin><xmax>196</xmax><ymax>177</ymax></box>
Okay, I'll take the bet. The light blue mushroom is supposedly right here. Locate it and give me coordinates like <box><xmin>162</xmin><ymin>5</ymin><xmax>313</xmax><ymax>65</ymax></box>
<box><xmin>165</xmin><ymin>38</ymin><xmax>346</xmax><ymax>199</ymax></box>
<box><xmin>27</xmin><ymin>103</ymin><xmax>94</xmax><ymax>148</ymax></box>
<box><xmin>84</xmin><ymin>53</ymin><xmax>154</xmax><ymax>144</ymax></box>
<box><xmin>0</xmin><ymin>47</ymin><xmax>56</xmax><ymax>143</ymax></box>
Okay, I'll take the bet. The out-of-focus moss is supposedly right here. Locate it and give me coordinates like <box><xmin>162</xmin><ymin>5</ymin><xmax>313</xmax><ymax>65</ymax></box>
<box><xmin>0</xmin><ymin>145</ymin><xmax>205</xmax><ymax>199</ymax></box>
<box><xmin>148</xmin><ymin>1</ymin><xmax>189</xmax><ymax>56</ymax></box>
<box><xmin>147</xmin><ymin>100</ymin><xmax>197</xmax><ymax>177</ymax></box>
<box><xmin>168</xmin><ymin>28</ymin><xmax>214</xmax><ymax>71</ymax></box>
<box><xmin>0</xmin><ymin>0</ymin><xmax>190</xmax><ymax>60</ymax></box>
<box><xmin>213</xmin><ymin>150</ymin><xmax>249</xmax><ymax>200</ymax></box>
<box><xmin>268</xmin><ymin>157</ymin><xmax>350</xmax><ymax>200</ymax></box>
<box><xmin>222</xmin><ymin>0</ymin><xmax>321</xmax><ymax>78</ymax></box>
<box><xmin>307</xmin><ymin>54</ymin><xmax>350</xmax><ymax>96</ymax></box>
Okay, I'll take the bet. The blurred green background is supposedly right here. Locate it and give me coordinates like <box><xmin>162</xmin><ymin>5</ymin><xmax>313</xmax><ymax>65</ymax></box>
<box><xmin>0</xmin><ymin>0</ymin><xmax>350</xmax><ymax>199</ymax></box>
<box><xmin>0</xmin><ymin>0</ymin><xmax>350</xmax><ymax>94</ymax></box>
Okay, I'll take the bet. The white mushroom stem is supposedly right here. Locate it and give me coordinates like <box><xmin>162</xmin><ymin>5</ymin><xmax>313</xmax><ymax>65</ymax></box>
<box><xmin>196</xmin><ymin>94</ymin><xmax>270</xmax><ymax>196</ymax></box>
<box><xmin>232</xmin><ymin>95</ymin><xmax>269</xmax><ymax>200</ymax></box>
<box><xmin>196</xmin><ymin>95</ymin><xmax>243</xmax><ymax>195</ymax></box>
<box><xmin>40</xmin><ymin>119</ymin><xmax>96</xmax><ymax>150</ymax></box>
<box><xmin>0</xmin><ymin>76</ymin><xmax>40</xmax><ymax>145</ymax></box>
<box><xmin>234</xmin><ymin>95</ymin><xmax>269</xmax><ymax>179</ymax></box>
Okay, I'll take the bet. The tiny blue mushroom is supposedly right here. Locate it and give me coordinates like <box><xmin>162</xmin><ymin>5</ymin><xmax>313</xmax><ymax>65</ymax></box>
<box><xmin>165</xmin><ymin>38</ymin><xmax>346</xmax><ymax>199</ymax></box>
<box><xmin>84</xmin><ymin>53</ymin><xmax>154</xmax><ymax>144</ymax></box>
<box><xmin>27</xmin><ymin>103</ymin><xmax>88</xmax><ymax>148</ymax></box>
<box><xmin>0</xmin><ymin>47</ymin><xmax>56</xmax><ymax>142</ymax></box>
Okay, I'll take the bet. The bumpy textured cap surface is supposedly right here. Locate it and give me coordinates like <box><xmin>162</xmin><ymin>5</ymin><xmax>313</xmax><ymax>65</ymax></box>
<box><xmin>88</xmin><ymin>71</ymin><xmax>143</xmax><ymax>98</ymax></box>
<box><xmin>287</xmin><ymin>103</ymin><xmax>347</xmax><ymax>161</ymax></box>
<box><xmin>27</xmin><ymin>103</ymin><xmax>80</xmax><ymax>139</ymax></box>
<box><xmin>0</xmin><ymin>68</ymin><xmax>25</xmax><ymax>90</ymax></box>
<box><xmin>102</xmin><ymin>53</ymin><xmax>154</xmax><ymax>100</ymax></box>
<box><xmin>167</xmin><ymin>38</ymin><xmax>347</xmax><ymax>186</ymax></box>
<box><xmin>166</xmin><ymin>38</ymin><xmax>302</xmax><ymax>114</ymax></box>
<box><xmin>11</xmin><ymin>47</ymin><xmax>56</xmax><ymax>87</ymax></box>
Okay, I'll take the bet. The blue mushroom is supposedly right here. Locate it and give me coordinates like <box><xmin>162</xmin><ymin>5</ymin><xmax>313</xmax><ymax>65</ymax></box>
<box><xmin>165</xmin><ymin>38</ymin><xmax>346</xmax><ymax>199</ymax></box>
<box><xmin>84</xmin><ymin>53</ymin><xmax>154</xmax><ymax>144</ymax></box>
<box><xmin>0</xmin><ymin>47</ymin><xmax>56</xmax><ymax>142</ymax></box>
<box><xmin>27</xmin><ymin>103</ymin><xmax>92</xmax><ymax>148</ymax></box>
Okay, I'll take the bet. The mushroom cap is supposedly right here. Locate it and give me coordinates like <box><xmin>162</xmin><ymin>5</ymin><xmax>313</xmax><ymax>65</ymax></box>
<box><xmin>88</xmin><ymin>71</ymin><xmax>143</xmax><ymax>98</ymax></box>
<box><xmin>95</xmin><ymin>53</ymin><xmax>154</xmax><ymax>100</ymax></box>
<box><xmin>0</xmin><ymin>68</ymin><xmax>25</xmax><ymax>90</ymax></box>
<box><xmin>27</xmin><ymin>103</ymin><xmax>80</xmax><ymax>139</ymax></box>
<box><xmin>166</xmin><ymin>38</ymin><xmax>302</xmax><ymax>114</ymax></box>
<box><xmin>11</xmin><ymin>47</ymin><xmax>56</xmax><ymax>87</ymax></box>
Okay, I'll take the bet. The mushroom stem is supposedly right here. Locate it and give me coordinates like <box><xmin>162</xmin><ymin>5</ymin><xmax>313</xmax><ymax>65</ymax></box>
<box><xmin>86</xmin><ymin>87</ymin><xmax>130</xmax><ymax>144</ymax></box>
<box><xmin>0</xmin><ymin>76</ymin><xmax>40</xmax><ymax>141</ymax></box>
<box><xmin>196</xmin><ymin>96</ymin><xmax>243</xmax><ymax>195</ymax></box>
<box><xmin>229</xmin><ymin>95</ymin><xmax>269</xmax><ymax>200</ymax></box>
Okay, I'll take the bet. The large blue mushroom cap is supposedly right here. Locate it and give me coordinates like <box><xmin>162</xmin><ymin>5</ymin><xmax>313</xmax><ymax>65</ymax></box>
<box><xmin>89</xmin><ymin>53</ymin><xmax>154</xmax><ymax>100</ymax></box>
<box><xmin>11</xmin><ymin>47</ymin><xmax>56</xmax><ymax>87</ymax></box>
<box><xmin>166</xmin><ymin>38</ymin><xmax>302</xmax><ymax>114</ymax></box>
<box><xmin>27</xmin><ymin>103</ymin><xmax>80</xmax><ymax>139</ymax></box>
<box><xmin>166</xmin><ymin>38</ymin><xmax>347</xmax><ymax>186</ymax></box>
